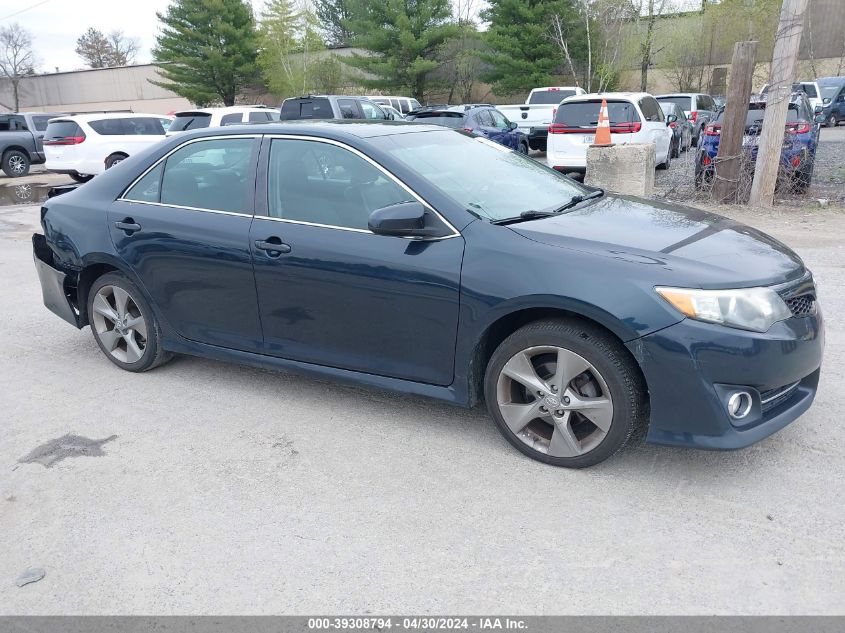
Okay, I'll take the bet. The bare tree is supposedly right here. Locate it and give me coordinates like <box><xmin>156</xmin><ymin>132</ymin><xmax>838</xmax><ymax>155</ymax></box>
<box><xmin>107</xmin><ymin>31</ymin><xmax>140</xmax><ymax>66</ymax></box>
<box><xmin>549</xmin><ymin>13</ymin><xmax>582</xmax><ymax>87</ymax></box>
<box><xmin>76</xmin><ymin>27</ymin><xmax>139</xmax><ymax>68</ymax></box>
<box><xmin>0</xmin><ymin>23</ymin><xmax>36</xmax><ymax>112</ymax></box>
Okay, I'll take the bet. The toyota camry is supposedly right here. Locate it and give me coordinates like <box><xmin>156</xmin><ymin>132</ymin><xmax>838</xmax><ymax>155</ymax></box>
<box><xmin>32</xmin><ymin>121</ymin><xmax>824</xmax><ymax>467</ymax></box>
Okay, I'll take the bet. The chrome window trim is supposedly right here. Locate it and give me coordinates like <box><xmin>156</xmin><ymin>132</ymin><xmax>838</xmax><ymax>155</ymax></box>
<box><xmin>118</xmin><ymin>134</ymin><xmax>262</xmax><ymax>204</ymax></box>
<box><xmin>119</xmin><ymin>200</ymin><xmax>253</xmax><ymax>218</ymax></box>
<box><xmin>263</xmin><ymin>133</ymin><xmax>461</xmax><ymax>240</ymax></box>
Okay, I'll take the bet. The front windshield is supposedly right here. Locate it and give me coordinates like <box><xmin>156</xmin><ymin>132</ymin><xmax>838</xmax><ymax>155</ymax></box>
<box><xmin>819</xmin><ymin>85</ymin><xmax>841</xmax><ymax>101</ymax></box>
<box><xmin>376</xmin><ymin>130</ymin><xmax>585</xmax><ymax>221</ymax></box>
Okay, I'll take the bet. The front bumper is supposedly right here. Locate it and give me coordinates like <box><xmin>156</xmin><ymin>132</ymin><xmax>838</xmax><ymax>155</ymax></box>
<box><xmin>628</xmin><ymin>307</ymin><xmax>824</xmax><ymax>450</ymax></box>
<box><xmin>32</xmin><ymin>233</ymin><xmax>82</xmax><ymax>327</ymax></box>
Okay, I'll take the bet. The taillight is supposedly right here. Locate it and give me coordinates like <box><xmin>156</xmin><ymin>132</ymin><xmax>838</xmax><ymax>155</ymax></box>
<box><xmin>610</xmin><ymin>122</ymin><xmax>641</xmax><ymax>134</ymax></box>
<box><xmin>702</xmin><ymin>155</ymin><xmax>712</xmax><ymax>166</ymax></box>
<box><xmin>790</xmin><ymin>155</ymin><xmax>802</xmax><ymax>167</ymax></box>
<box><xmin>689</xmin><ymin>111</ymin><xmax>698</xmax><ymax>123</ymax></box>
<box><xmin>704</xmin><ymin>123</ymin><xmax>721</xmax><ymax>136</ymax></box>
<box><xmin>548</xmin><ymin>123</ymin><xmax>571</xmax><ymax>134</ymax></box>
<box><xmin>44</xmin><ymin>136</ymin><xmax>85</xmax><ymax>145</ymax></box>
<box><xmin>669</xmin><ymin>122</ymin><xmax>677</xmax><ymax>129</ymax></box>
<box><xmin>785</xmin><ymin>121</ymin><xmax>811</xmax><ymax>134</ymax></box>
<box><xmin>463</xmin><ymin>127</ymin><xmax>474</xmax><ymax>133</ymax></box>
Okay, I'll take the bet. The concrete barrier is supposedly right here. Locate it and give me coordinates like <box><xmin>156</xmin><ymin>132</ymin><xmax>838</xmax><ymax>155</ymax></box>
<box><xmin>585</xmin><ymin>143</ymin><xmax>655</xmax><ymax>197</ymax></box>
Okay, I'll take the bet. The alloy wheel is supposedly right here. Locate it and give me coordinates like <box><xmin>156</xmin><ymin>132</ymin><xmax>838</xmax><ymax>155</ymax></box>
<box><xmin>8</xmin><ymin>155</ymin><xmax>25</xmax><ymax>175</ymax></box>
<box><xmin>495</xmin><ymin>345</ymin><xmax>613</xmax><ymax>457</ymax></box>
<box><xmin>91</xmin><ymin>285</ymin><xmax>148</xmax><ymax>363</ymax></box>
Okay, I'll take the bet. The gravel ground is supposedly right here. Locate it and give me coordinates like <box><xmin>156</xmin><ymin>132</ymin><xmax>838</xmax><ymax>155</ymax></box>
<box><xmin>653</xmin><ymin>125</ymin><xmax>845</xmax><ymax>208</ymax></box>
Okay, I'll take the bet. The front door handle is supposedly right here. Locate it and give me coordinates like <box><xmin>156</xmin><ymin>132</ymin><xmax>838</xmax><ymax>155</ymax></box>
<box><xmin>255</xmin><ymin>238</ymin><xmax>291</xmax><ymax>255</ymax></box>
<box><xmin>115</xmin><ymin>219</ymin><xmax>141</xmax><ymax>234</ymax></box>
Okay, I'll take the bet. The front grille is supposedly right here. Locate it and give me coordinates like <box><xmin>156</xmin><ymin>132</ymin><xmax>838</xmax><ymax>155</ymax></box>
<box><xmin>760</xmin><ymin>381</ymin><xmax>801</xmax><ymax>413</ymax></box>
<box><xmin>785</xmin><ymin>294</ymin><xmax>816</xmax><ymax>317</ymax></box>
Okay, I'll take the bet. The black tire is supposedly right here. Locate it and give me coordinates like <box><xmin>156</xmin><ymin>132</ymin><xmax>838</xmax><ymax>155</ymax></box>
<box><xmin>530</xmin><ymin>140</ymin><xmax>547</xmax><ymax>153</ymax></box>
<box><xmin>671</xmin><ymin>136</ymin><xmax>680</xmax><ymax>158</ymax></box>
<box><xmin>87</xmin><ymin>272</ymin><xmax>172</xmax><ymax>372</ymax></box>
<box><xmin>70</xmin><ymin>172</ymin><xmax>94</xmax><ymax>183</ymax></box>
<box><xmin>484</xmin><ymin>318</ymin><xmax>648</xmax><ymax>468</ymax></box>
<box><xmin>2</xmin><ymin>149</ymin><xmax>30</xmax><ymax>178</ymax></box>
<box><xmin>657</xmin><ymin>146</ymin><xmax>671</xmax><ymax>170</ymax></box>
<box><xmin>826</xmin><ymin>114</ymin><xmax>837</xmax><ymax>128</ymax></box>
<box><xmin>105</xmin><ymin>153</ymin><xmax>127</xmax><ymax>169</ymax></box>
<box><xmin>518</xmin><ymin>141</ymin><xmax>529</xmax><ymax>155</ymax></box>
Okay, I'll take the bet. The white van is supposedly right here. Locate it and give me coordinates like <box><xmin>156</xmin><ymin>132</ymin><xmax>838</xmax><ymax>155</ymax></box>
<box><xmin>365</xmin><ymin>96</ymin><xmax>423</xmax><ymax>114</ymax></box>
<box><xmin>547</xmin><ymin>92</ymin><xmax>673</xmax><ymax>173</ymax></box>
<box><xmin>44</xmin><ymin>113</ymin><xmax>168</xmax><ymax>182</ymax></box>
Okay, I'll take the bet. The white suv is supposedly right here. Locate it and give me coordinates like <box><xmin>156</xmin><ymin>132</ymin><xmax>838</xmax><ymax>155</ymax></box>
<box><xmin>547</xmin><ymin>92</ymin><xmax>673</xmax><ymax>173</ymax></box>
<box><xmin>44</xmin><ymin>113</ymin><xmax>169</xmax><ymax>182</ymax></box>
<box><xmin>167</xmin><ymin>106</ymin><xmax>280</xmax><ymax>136</ymax></box>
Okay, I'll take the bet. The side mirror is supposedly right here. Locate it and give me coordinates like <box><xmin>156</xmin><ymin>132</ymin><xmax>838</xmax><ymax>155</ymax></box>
<box><xmin>369</xmin><ymin>201</ymin><xmax>427</xmax><ymax>236</ymax></box>
<box><xmin>666</xmin><ymin>114</ymin><xmax>678</xmax><ymax>125</ymax></box>
<box><xmin>508</xmin><ymin>120</ymin><xmax>518</xmax><ymax>130</ymax></box>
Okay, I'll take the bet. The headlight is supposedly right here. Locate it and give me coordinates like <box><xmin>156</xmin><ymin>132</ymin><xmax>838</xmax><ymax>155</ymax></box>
<box><xmin>655</xmin><ymin>286</ymin><xmax>791</xmax><ymax>332</ymax></box>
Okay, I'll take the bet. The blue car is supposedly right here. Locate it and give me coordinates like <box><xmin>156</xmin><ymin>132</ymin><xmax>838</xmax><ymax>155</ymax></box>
<box><xmin>33</xmin><ymin>122</ymin><xmax>823</xmax><ymax>468</ymax></box>
<box><xmin>695</xmin><ymin>92</ymin><xmax>820</xmax><ymax>192</ymax></box>
<box><xmin>406</xmin><ymin>105</ymin><xmax>529</xmax><ymax>153</ymax></box>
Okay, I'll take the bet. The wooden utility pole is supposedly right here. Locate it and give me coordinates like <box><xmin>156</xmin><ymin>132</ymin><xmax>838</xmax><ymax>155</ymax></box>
<box><xmin>712</xmin><ymin>41</ymin><xmax>757</xmax><ymax>203</ymax></box>
<box><xmin>749</xmin><ymin>0</ymin><xmax>809</xmax><ymax>207</ymax></box>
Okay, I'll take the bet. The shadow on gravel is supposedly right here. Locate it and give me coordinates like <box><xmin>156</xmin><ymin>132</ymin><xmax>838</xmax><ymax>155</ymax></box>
<box><xmin>19</xmin><ymin>434</ymin><xmax>118</xmax><ymax>468</ymax></box>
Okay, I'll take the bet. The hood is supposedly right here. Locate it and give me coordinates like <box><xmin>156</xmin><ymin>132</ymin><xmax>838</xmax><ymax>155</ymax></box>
<box><xmin>509</xmin><ymin>195</ymin><xmax>804</xmax><ymax>288</ymax></box>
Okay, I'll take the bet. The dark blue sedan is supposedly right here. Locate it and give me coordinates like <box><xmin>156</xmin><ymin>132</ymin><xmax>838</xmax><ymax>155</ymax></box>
<box><xmin>405</xmin><ymin>105</ymin><xmax>529</xmax><ymax>153</ymax></box>
<box><xmin>33</xmin><ymin>121</ymin><xmax>823</xmax><ymax>467</ymax></box>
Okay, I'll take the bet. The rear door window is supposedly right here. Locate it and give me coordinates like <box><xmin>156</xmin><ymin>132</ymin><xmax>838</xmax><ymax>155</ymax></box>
<box><xmin>554</xmin><ymin>101</ymin><xmax>640</xmax><ymax>127</ymax></box>
<box><xmin>639</xmin><ymin>97</ymin><xmax>663</xmax><ymax>122</ymax></box>
<box><xmin>124</xmin><ymin>163</ymin><xmax>164</xmax><ymax>203</ymax></box>
<box><xmin>160</xmin><ymin>137</ymin><xmax>256</xmax><ymax>213</ymax></box>
<box><xmin>124</xmin><ymin>118</ymin><xmax>166</xmax><ymax>135</ymax></box>
<box><xmin>169</xmin><ymin>113</ymin><xmax>212</xmax><ymax>132</ymax></box>
<box><xmin>248</xmin><ymin>111</ymin><xmax>271</xmax><ymax>122</ymax></box>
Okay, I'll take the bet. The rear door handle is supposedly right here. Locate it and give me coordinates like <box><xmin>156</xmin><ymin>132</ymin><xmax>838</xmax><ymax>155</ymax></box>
<box><xmin>115</xmin><ymin>219</ymin><xmax>141</xmax><ymax>234</ymax></box>
<box><xmin>255</xmin><ymin>239</ymin><xmax>291</xmax><ymax>255</ymax></box>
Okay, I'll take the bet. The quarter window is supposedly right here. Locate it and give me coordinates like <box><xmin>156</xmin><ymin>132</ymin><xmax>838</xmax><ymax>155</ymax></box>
<box><xmin>361</xmin><ymin>101</ymin><xmax>385</xmax><ymax>120</ymax></box>
<box><xmin>337</xmin><ymin>99</ymin><xmax>359</xmax><ymax>119</ymax></box>
<box><xmin>267</xmin><ymin>139</ymin><xmax>410</xmax><ymax>231</ymax></box>
<box><xmin>639</xmin><ymin>97</ymin><xmax>663</xmax><ymax>122</ymax></box>
<box><xmin>159</xmin><ymin>138</ymin><xmax>255</xmax><ymax>213</ymax></box>
<box><xmin>220</xmin><ymin>113</ymin><xmax>242</xmax><ymax>125</ymax></box>
<box><xmin>124</xmin><ymin>163</ymin><xmax>163</xmax><ymax>203</ymax></box>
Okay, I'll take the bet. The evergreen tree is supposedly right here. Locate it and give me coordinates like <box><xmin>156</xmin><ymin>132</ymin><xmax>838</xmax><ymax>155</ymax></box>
<box><xmin>313</xmin><ymin>0</ymin><xmax>353</xmax><ymax>47</ymax></box>
<box><xmin>482</xmin><ymin>0</ymin><xmax>585</xmax><ymax>95</ymax></box>
<box><xmin>153</xmin><ymin>0</ymin><xmax>258</xmax><ymax>107</ymax></box>
<box><xmin>344</xmin><ymin>0</ymin><xmax>458</xmax><ymax>100</ymax></box>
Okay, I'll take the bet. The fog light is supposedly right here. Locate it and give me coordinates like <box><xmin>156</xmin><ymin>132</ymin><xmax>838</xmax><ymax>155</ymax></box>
<box><xmin>727</xmin><ymin>391</ymin><xmax>752</xmax><ymax>419</ymax></box>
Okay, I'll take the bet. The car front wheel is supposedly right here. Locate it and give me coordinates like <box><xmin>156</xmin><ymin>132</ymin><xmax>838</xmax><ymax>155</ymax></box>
<box><xmin>87</xmin><ymin>272</ymin><xmax>171</xmax><ymax>372</ymax></box>
<box><xmin>484</xmin><ymin>319</ymin><xmax>647</xmax><ymax>468</ymax></box>
<box><xmin>70</xmin><ymin>172</ymin><xmax>94</xmax><ymax>183</ymax></box>
<box><xmin>826</xmin><ymin>114</ymin><xmax>837</xmax><ymax>128</ymax></box>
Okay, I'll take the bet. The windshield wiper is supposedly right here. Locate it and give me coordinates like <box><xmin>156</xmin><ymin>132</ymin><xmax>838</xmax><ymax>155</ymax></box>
<box><xmin>550</xmin><ymin>188</ymin><xmax>604</xmax><ymax>213</ymax></box>
<box><xmin>491</xmin><ymin>190</ymin><xmax>605</xmax><ymax>226</ymax></box>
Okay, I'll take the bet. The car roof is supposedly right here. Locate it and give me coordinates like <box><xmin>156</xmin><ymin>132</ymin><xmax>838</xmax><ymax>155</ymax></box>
<box><xmin>174</xmin><ymin>106</ymin><xmax>270</xmax><ymax>115</ymax></box>
<box><xmin>561</xmin><ymin>92</ymin><xmax>652</xmax><ymax>105</ymax></box>
<box><xmin>52</xmin><ymin>112</ymin><xmax>166</xmax><ymax>122</ymax></box>
<box><xmin>173</xmin><ymin>120</ymin><xmax>448</xmax><ymax>140</ymax></box>
<box><xmin>655</xmin><ymin>93</ymin><xmax>704</xmax><ymax>98</ymax></box>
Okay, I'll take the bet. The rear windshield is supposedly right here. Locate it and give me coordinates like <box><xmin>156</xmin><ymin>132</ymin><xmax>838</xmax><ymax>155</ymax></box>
<box><xmin>405</xmin><ymin>112</ymin><xmax>465</xmax><ymax>128</ymax></box>
<box><xmin>716</xmin><ymin>104</ymin><xmax>801</xmax><ymax>125</ymax></box>
<box><xmin>656</xmin><ymin>96</ymin><xmax>692</xmax><ymax>111</ymax></box>
<box><xmin>528</xmin><ymin>90</ymin><xmax>576</xmax><ymax>105</ymax></box>
<box><xmin>44</xmin><ymin>120</ymin><xmax>84</xmax><ymax>140</ymax></box>
<box><xmin>801</xmin><ymin>84</ymin><xmax>818</xmax><ymax>98</ymax></box>
<box><xmin>89</xmin><ymin>117</ymin><xmax>165</xmax><ymax>136</ymax></box>
<box><xmin>280</xmin><ymin>98</ymin><xmax>333</xmax><ymax>120</ymax></box>
<box><xmin>553</xmin><ymin>101</ymin><xmax>640</xmax><ymax>126</ymax></box>
<box><xmin>169</xmin><ymin>113</ymin><xmax>212</xmax><ymax>132</ymax></box>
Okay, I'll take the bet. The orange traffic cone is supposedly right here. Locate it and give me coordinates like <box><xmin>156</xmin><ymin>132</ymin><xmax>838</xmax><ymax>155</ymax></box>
<box><xmin>593</xmin><ymin>98</ymin><xmax>613</xmax><ymax>146</ymax></box>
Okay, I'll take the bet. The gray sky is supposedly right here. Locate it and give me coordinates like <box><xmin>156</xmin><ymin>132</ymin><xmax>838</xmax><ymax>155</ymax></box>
<box><xmin>0</xmin><ymin>0</ymin><xmax>263</xmax><ymax>74</ymax></box>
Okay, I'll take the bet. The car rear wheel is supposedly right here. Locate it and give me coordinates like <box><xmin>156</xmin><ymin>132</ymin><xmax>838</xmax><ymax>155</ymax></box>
<box><xmin>484</xmin><ymin>319</ymin><xmax>647</xmax><ymax>468</ymax></box>
<box><xmin>87</xmin><ymin>272</ymin><xmax>171</xmax><ymax>372</ymax></box>
<box><xmin>826</xmin><ymin>114</ymin><xmax>837</xmax><ymax>128</ymax></box>
<box><xmin>2</xmin><ymin>150</ymin><xmax>30</xmax><ymax>178</ymax></box>
<box><xmin>105</xmin><ymin>153</ymin><xmax>127</xmax><ymax>169</ymax></box>
<box><xmin>518</xmin><ymin>141</ymin><xmax>529</xmax><ymax>155</ymax></box>
<box><xmin>671</xmin><ymin>136</ymin><xmax>680</xmax><ymax>158</ymax></box>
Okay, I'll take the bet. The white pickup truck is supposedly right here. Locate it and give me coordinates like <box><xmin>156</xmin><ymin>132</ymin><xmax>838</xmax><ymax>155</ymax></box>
<box><xmin>498</xmin><ymin>86</ymin><xmax>587</xmax><ymax>152</ymax></box>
